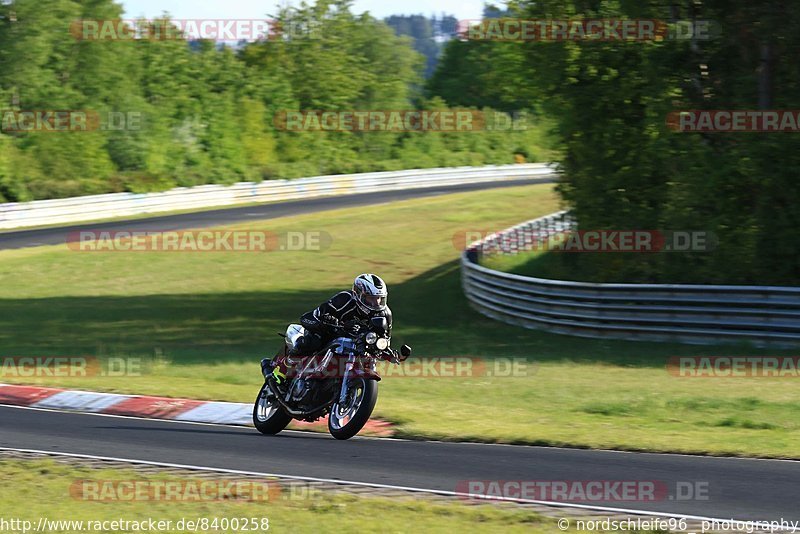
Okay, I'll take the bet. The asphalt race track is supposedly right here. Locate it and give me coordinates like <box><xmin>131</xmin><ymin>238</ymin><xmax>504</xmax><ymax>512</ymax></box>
<box><xmin>0</xmin><ymin>406</ymin><xmax>797</xmax><ymax>521</ymax></box>
<box><xmin>0</xmin><ymin>177</ymin><xmax>555</xmax><ymax>250</ymax></box>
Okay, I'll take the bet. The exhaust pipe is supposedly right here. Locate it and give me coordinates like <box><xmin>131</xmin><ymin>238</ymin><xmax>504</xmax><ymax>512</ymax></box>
<box><xmin>265</xmin><ymin>379</ymin><xmax>332</xmax><ymax>418</ymax></box>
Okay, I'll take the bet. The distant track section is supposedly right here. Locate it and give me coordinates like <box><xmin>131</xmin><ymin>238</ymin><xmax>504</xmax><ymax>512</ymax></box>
<box><xmin>0</xmin><ymin>177</ymin><xmax>555</xmax><ymax>250</ymax></box>
<box><xmin>0</xmin><ymin>164</ymin><xmax>555</xmax><ymax>231</ymax></box>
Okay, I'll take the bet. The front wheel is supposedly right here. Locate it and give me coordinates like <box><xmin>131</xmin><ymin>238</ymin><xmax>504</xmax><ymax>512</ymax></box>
<box><xmin>328</xmin><ymin>378</ymin><xmax>378</xmax><ymax>440</ymax></box>
<box><xmin>253</xmin><ymin>382</ymin><xmax>292</xmax><ymax>435</ymax></box>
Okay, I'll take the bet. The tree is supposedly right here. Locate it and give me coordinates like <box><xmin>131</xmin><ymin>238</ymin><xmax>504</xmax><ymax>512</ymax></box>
<box><xmin>514</xmin><ymin>0</ymin><xmax>800</xmax><ymax>284</ymax></box>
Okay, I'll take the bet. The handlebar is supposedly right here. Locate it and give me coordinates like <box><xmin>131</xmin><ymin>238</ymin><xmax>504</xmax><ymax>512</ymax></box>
<box><xmin>320</xmin><ymin>317</ymin><xmax>406</xmax><ymax>361</ymax></box>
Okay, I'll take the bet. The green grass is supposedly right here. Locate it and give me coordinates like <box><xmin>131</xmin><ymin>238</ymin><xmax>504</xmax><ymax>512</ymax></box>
<box><xmin>481</xmin><ymin>235</ymin><xmax>637</xmax><ymax>283</ymax></box>
<box><xmin>0</xmin><ymin>459</ymin><xmax>612</xmax><ymax>533</ymax></box>
<box><xmin>1</xmin><ymin>183</ymin><xmax>799</xmax><ymax>458</ymax></box>
<box><xmin>483</xmin><ymin>247</ymin><xmax>646</xmax><ymax>283</ymax></box>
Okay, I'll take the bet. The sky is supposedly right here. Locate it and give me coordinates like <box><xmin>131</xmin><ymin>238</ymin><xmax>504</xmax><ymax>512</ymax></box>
<box><xmin>121</xmin><ymin>0</ymin><xmax>488</xmax><ymax>22</ymax></box>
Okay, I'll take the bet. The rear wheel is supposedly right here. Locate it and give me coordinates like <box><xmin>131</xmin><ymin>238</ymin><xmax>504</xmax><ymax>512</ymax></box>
<box><xmin>328</xmin><ymin>378</ymin><xmax>378</xmax><ymax>440</ymax></box>
<box><xmin>253</xmin><ymin>382</ymin><xmax>292</xmax><ymax>435</ymax></box>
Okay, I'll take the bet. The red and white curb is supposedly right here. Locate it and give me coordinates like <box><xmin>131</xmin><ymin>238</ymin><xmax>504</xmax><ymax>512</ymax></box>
<box><xmin>0</xmin><ymin>384</ymin><xmax>395</xmax><ymax>437</ymax></box>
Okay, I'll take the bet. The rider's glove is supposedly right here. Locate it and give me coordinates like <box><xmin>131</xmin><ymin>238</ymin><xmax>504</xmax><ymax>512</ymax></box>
<box><xmin>321</xmin><ymin>313</ymin><xmax>339</xmax><ymax>326</ymax></box>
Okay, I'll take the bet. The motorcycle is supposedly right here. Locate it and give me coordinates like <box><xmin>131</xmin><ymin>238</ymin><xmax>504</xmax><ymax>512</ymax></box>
<box><xmin>253</xmin><ymin>316</ymin><xmax>412</xmax><ymax>440</ymax></box>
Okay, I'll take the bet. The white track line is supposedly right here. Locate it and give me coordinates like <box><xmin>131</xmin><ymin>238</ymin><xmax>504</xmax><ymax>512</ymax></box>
<box><xmin>0</xmin><ymin>445</ymin><xmax>789</xmax><ymax>530</ymax></box>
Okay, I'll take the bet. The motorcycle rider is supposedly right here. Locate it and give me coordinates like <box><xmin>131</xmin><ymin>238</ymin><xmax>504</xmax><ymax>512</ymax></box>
<box><xmin>262</xmin><ymin>274</ymin><xmax>392</xmax><ymax>385</ymax></box>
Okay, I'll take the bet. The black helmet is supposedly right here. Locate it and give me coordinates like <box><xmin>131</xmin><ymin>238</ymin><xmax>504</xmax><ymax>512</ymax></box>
<box><xmin>353</xmin><ymin>274</ymin><xmax>388</xmax><ymax>313</ymax></box>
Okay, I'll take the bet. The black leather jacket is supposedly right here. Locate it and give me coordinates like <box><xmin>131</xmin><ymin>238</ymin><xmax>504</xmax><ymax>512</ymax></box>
<box><xmin>300</xmin><ymin>290</ymin><xmax>393</xmax><ymax>342</ymax></box>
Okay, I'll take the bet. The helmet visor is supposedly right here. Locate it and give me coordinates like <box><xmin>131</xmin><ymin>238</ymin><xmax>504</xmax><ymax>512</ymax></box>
<box><xmin>363</xmin><ymin>295</ymin><xmax>387</xmax><ymax>311</ymax></box>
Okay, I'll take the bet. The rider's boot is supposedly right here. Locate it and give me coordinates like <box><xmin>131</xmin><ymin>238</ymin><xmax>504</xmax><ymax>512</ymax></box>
<box><xmin>268</xmin><ymin>353</ymin><xmax>299</xmax><ymax>391</ymax></box>
<box><xmin>265</xmin><ymin>339</ymin><xmax>308</xmax><ymax>390</ymax></box>
<box><xmin>261</xmin><ymin>357</ymin><xmax>289</xmax><ymax>393</ymax></box>
<box><xmin>260</xmin><ymin>358</ymin><xmax>275</xmax><ymax>379</ymax></box>
<box><xmin>271</xmin><ymin>365</ymin><xmax>288</xmax><ymax>386</ymax></box>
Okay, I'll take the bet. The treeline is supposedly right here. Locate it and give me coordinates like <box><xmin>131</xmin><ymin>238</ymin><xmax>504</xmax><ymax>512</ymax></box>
<box><xmin>384</xmin><ymin>14</ymin><xmax>459</xmax><ymax>78</ymax></box>
<box><xmin>0</xmin><ymin>0</ymin><xmax>545</xmax><ymax>202</ymax></box>
<box><xmin>384</xmin><ymin>6</ymin><xmax>515</xmax><ymax>79</ymax></box>
<box><xmin>432</xmin><ymin>1</ymin><xmax>800</xmax><ymax>285</ymax></box>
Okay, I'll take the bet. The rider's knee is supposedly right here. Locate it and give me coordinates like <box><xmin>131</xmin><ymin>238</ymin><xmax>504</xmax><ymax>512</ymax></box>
<box><xmin>295</xmin><ymin>332</ymin><xmax>323</xmax><ymax>355</ymax></box>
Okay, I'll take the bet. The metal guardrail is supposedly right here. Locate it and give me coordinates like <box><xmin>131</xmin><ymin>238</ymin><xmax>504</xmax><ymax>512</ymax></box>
<box><xmin>0</xmin><ymin>164</ymin><xmax>556</xmax><ymax>230</ymax></box>
<box><xmin>462</xmin><ymin>211</ymin><xmax>800</xmax><ymax>346</ymax></box>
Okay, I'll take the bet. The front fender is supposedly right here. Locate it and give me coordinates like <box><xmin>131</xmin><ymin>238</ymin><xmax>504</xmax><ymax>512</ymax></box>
<box><xmin>350</xmin><ymin>367</ymin><xmax>382</xmax><ymax>382</ymax></box>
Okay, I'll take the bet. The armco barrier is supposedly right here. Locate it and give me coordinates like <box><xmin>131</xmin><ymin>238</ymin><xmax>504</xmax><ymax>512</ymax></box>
<box><xmin>0</xmin><ymin>164</ymin><xmax>555</xmax><ymax>230</ymax></box>
<box><xmin>462</xmin><ymin>212</ymin><xmax>800</xmax><ymax>346</ymax></box>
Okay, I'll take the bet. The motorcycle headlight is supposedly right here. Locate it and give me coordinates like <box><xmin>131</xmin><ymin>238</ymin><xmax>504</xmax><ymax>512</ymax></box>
<box><xmin>366</xmin><ymin>332</ymin><xmax>378</xmax><ymax>345</ymax></box>
<box><xmin>376</xmin><ymin>338</ymin><xmax>389</xmax><ymax>350</ymax></box>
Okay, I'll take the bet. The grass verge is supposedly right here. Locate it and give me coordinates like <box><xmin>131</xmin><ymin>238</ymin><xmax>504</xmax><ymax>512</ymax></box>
<box><xmin>0</xmin><ymin>459</ymin><xmax>596</xmax><ymax>533</ymax></box>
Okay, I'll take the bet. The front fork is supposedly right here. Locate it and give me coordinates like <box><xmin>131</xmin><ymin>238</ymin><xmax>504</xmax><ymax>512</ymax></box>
<box><xmin>338</xmin><ymin>354</ymin><xmax>356</xmax><ymax>404</ymax></box>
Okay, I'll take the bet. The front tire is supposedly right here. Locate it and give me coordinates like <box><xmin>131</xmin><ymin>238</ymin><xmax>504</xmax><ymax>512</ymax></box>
<box><xmin>253</xmin><ymin>382</ymin><xmax>292</xmax><ymax>435</ymax></box>
<box><xmin>328</xmin><ymin>378</ymin><xmax>378</xmax><ymax>440</ymax></box>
